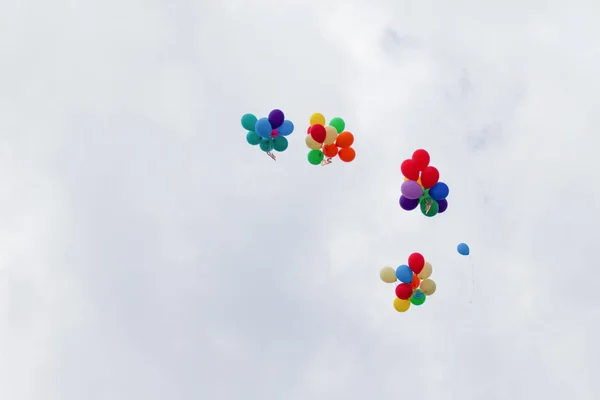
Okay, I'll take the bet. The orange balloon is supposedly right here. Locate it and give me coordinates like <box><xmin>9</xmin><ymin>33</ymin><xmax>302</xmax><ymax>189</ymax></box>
<box><xmin>417</xmin><ymin>177</ymin><xmax>424</xmax><ymax>188</ymax></box>
<box><xmin>338</xmin><ymin>147</ymin><xmax>355</xmax><ymax>162</ymax></box>
<box><xmin>411</xmin><ymin>274</ymin><xmax>421</xmax><ymax>290</ymax></box>
<box><xmin>323</xmin><ymin>144</ymin><xmax>338</xmax><ymax>158</ymax></box>
<box><xmin>335</xmin><ymin>131</ymin><xmax>354</xmax><ymax>148</ymax></box>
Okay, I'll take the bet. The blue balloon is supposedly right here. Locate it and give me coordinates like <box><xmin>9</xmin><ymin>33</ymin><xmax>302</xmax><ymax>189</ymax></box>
<box><xmin>429</xmin><ymin>182</ymin><xmax>449</xmax><ymax>201</ymax></box>
<box><xmin>277</xmin><ymin>120</ymin><xmax>294</xmax><ymax>136</ymax></box>
<box><xmin>395</xmin><ymin>265</ymin><xmax>413</xmax><ymax>283</ymax></box>
<box><xmin>457</xmin><ymin>242</ymin><xmax>470</xmax><ymax>256</ymax></box>
<box><xmin>255</xmin><ymin>117</ymin><xmax>273</xmax><ymax>138</ymax></box>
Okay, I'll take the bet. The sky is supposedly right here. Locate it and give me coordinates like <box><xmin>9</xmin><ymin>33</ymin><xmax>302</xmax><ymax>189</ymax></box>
<box><xmin>1</xmin><ymin>0</ymin><xmax>600</xmax><ymax>399</ymax></box>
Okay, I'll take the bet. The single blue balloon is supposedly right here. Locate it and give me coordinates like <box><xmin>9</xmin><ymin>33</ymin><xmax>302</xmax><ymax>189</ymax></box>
<box><xmin>429</xmin><ymin>182</ymin><xmax>449</xmax><ymax>201</ymax></box>
<box><xmin>395</xmin><ymin>265</ymin><xmax>413</xmax><ymax>284</ymax></box>
<box><xmin>457</xmin><ymin>242</ymin><xmax>470</xmax><ymax>256</ymax></box>
<box><xmin>277</xmin><ymin>120</ymin><xmax>294</xmax><ymax>136</ymax></box>
<box><xmin>255</xmin><ymin>117</ymin><xmax>273</xmax><ymax>138</ymax></box>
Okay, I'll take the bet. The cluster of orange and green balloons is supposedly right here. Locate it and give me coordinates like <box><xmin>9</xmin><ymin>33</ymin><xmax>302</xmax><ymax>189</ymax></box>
<box><xmin>305</xmin><ymin>113</ymin><xmax>356</xmax><ymax>165</ymax></box>
<box><xmin>379</xmin><ymin>252</ymin><xmax>437</xmax><ymax>312</ymax></box>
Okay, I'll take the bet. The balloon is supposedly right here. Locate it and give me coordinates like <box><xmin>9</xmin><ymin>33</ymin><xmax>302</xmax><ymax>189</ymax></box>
<box><xmin>420</xmin><ymin>279</ymin><xmax>436</xmax><ymax>295</ymax></box>
<box><xmin>255</xmin><ymin>117</ymin><xmax>273</xmax><ymax>138</ymax></box>
<box><xmin>323</xmin><ymin>144</ymin><xmax>338</xmax><ymax>158</ymax></box>
<box><xmin>268</xmin><ymin>109</ymin><xmax>285</xmax><ymax>129</ymax></box>
<box><xmin>259</xmin><ymin>138</ymin><xmax>274</xmax><ymax>152</ymax></box>
<box><xmin>338</xmin><ymin>147</ymin><xmax>355</xmax><ymax>162</ymax></box>
<box><xmin>420</xmin><ymin>197</ymin><xmax>439</xmax><ymax>217</ymax></box>
<box><xmin>395</xmin><ymin>265</ymin><xmax>413</xmax><ymax>284</ymax></box>
<box><xmin>401</xmin><ymin>180</ymin><xmax>423</xmax><ymax>200</ymax></box>
<box><xmin>438</xmin><ymin>199</ymin><xmax>448</xmax><ymax>213</ymax></box>
<box><xmin>278</xmin><ymin>120</ymin><xmax>294</xmax><ymax>136</ymax></box>
<box><xmin>270</xmin><ymin>129</ymin><xmax>279</xmax><ymax>138</ymax></box>
<box><xmin>410</xmin><ymin>289</ymin><xmax>426</xmax><ymax>305</ymax></box>
<box><xmin>418</xmin><ymin>262</ymin><xmax>432</xmax><ymax>279</ymax></box>
<box><xmin>305</xmin><ymin>134</ymin><xmax>322</xmax><ymax>150</ymax></box>
<box><xmin>410</xmin><ymin>274</ymin><xmax>421</xmax><ymax>290</ymax></box>
<box><xmin>241</xmin><ymin>113</ymin><xmax>257</xmax><ymax>131</ymax></box>
<box><xmin>429</xmin><ymin>182</ymin><xmax>449</xmax><ymax>201</ymax></box>
<box><xmin>307</xmin><ymin>126</ymin><xmax>312</xmax><ymax>134</ymax></box>
<box><xmin>408</xmin><ymin>252</ymin><xmax>425</xmax><ymax>274</ymax></box>
<box><xmin>310</xmin><ymin>124</ymin><xmax>327</xmax><ymax>143</ymax></box>
<box><xmin>324</xmin><ymin>126</ymin><xmax>338</xmax><ymax>145</ymax></box>
<box><xmin>380</xmin><ymin>266</ymin><xmax>397</xmax><ymax>283</ymax></box>
<box><xmin>246</xmin><ymin>131</ymin><xmax>261</xmax><ymax>145</ymax></box>
<box><xmin>272</xmin><ymin>136</ymin><xmax>288</xmax><ymax>152</ymax></box>
<box><xmin>457</xmin><ymin>243</ymin><xmax>470</xmax><ymax>256</ymax></box>
<box><xmin>335</xmin><ymin>131</ymin><xmax>354</xmax><ymax>148</ymax></box>
<box><xmin>307</xmin><ymin>149</ymin><xmax>324</xmax><ymax>165</ymax></box>
<box><xmin>417</xmin><ymin>177</ymin><xmax>424</xmax><ymax>188</ymax></box>
<box><xmin>400</xmin><ymin>159</ymin><xmax>420</xmax><ymax>180</ymax></box>
<box><xmin>329</xmin><ymin>117</ymin><xmax>345</xmax><ymax>133</ymax></box>
<box><xmin>420</xmin><ymin>166</ymin><xmax>440</xmax><ymax>189</ymax></box>
<box><xmin>393</xmin><ymin>297</ymin><xmax>411</xmax><ymax>312</ymax></box>
<box><xmin>310</xmin><ymin>112</ymin><xmax>326</xmax><ymax>126</ymax></box>
<box><xmin>399</xmin><ymin>195</ymin><xmax>419</xmax><ymax>211</ymax></box>
<box><xmin>412</xmin><ymin>149</ymin><xmax>430</xmax><ymax>170</ymax></box>
<box><xmin>395</xmin><ymin>283</ymin><xmax>413</xmax><ymax>300</ymax></box>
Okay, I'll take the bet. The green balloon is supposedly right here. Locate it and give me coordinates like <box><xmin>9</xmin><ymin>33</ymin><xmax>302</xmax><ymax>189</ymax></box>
<box><xmin>272</xmin><ymin>136</ymin><xmax>288</xmax><ymax>152</ymax></box>
<box><xmin>410</xmin><ymin>289</ymin><xmax>426</xmax><ymax>306</ymax></box>
<box><xmin>246</xmin><ymin>131</ymin><xmax>261</xmax><ymax>145</ymax></box>
<box><xmin>329</xmin><ymin>117</ymin><xmax>345</xmax><ymax>133</ymax></box>
<box><xmin>307</xmin><ymin>149</ymin><xmax>324</xmax><ymax>165</ymax></box>
<box><xmin>241</xmin><ymin>113</ymin><xmax>258</xmax><ymax>131</ymax></box>
<box><xmin>420</xmin><ymin>196</ymin><xmax>439</xmax><ymax>217</ymax></box>
<box><xmin>259</xmin><ymin>138</ymin><xmax>274</xmax><ymax>152</ymax></box>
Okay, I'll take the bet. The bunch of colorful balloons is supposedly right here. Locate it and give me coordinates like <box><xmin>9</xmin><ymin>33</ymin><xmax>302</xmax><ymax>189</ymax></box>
<box><xmin>305</xmin><ymin>113</ymin><xmax>356</xmax><ymax>165</ymax></box>
<box><xmin>241</xmin><ymin>109</ymin><xmax>295</xmax><ymax>160</ymax></box>
<box><xmin>379</xmin><ymin>252</ymin><xmax>437</xmax><ymax>313</ymax></box>
<box><xmin>399</xmin><ymin>149</ymin><xmax>450</xmax><ymax>217</ymax></box>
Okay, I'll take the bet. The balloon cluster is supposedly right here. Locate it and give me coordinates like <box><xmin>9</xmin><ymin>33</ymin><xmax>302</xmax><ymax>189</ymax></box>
<box><xmin>399</xmin><ymin>149</ymin><xmax>450</xmax><ymax>217</ymax></box>
<box><xmin>305</xmin><ymin>113</ymin><xmax>356</xmax><ymax>165</ymax></box>
<box><xmin>241</xmin><ymin>109</ymin><xmax>295</xmax><ymax>160</ymax></box>
<box><xmin>379</xmin><ymin>252</ymin><xmax>437</xmax><ymax>313</ymax></box>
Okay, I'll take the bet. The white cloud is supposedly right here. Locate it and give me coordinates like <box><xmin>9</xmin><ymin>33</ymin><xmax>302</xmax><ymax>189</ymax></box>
<box><xmin>1</xmin><ymin>0</ymin><xmax>599</xmax><ymax>399</ymax></box>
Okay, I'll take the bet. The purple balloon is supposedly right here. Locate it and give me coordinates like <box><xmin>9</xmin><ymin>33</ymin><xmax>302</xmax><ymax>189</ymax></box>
<box><xmin>401</xmin><ymin>180</ymin><xmax>423</xmax><ymax>200</ymax></box>
<box><xmin>438</xmin><ymin>199</ymin><xmax>448</xmax><ymax>213</ymax></box>
<box><xmin>268</xmin><ymin>109</ymin><xmax>285</xmax><ymax>129</ymax></box>
<box><xmin>399</xmin><ymin>195</ymin><xmax>419</xmax><ymax>211</ymax></box>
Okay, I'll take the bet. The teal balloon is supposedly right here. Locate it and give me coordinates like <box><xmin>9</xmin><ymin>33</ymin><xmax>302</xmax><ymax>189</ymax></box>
<box><xmin>241</xmin><ymin>113</ymin><xmax>257</xmax><ymax>131</ymax></box>
<box><xmin>395</xmin><ymin>265</ymin><xmax>413</xmax><ymax>284</ymax></box>
<box><xmin>457</xmin><ymin>243</ymin><xmax>470</xmax><ymax>256</ymax></box>
<box><xmin>259</xmin><ymin>138</ymin><xmax>274</xmax><ymax>152</ymax></box>
<box><xmin>246</xmin><ymin>131</ymin><xmax>261</xmax><ymax>145</ymax></box>
<box><xmin>272</xmin><ymin>136</ymin><xmax>288</xmax><ymax>152</ymax></box>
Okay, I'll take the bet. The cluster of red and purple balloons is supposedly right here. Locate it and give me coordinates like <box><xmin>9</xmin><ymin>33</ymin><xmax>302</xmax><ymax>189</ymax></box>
<box><xmin>399</xmin><ymin>149</ymin><xmax>449</xmax><ymax>217</ymax></box>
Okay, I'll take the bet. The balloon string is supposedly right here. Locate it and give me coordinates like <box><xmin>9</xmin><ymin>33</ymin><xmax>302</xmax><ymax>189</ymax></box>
<box><xmin>320</xmin><ymin>158</ymin><xmax>332</xmax><ymax>166</ymax></box>
<box><xmin>468</xmin><ymin>255</ymin><xmax>475</xmax><ymax>304</ymax></box>
<box><xmin>266</xmin><ymin>151</ymin><xmax>276</xmax><ymax>161</ymax></box>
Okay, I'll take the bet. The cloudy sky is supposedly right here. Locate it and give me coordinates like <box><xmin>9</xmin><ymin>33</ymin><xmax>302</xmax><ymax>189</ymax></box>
<box><xmin>1</xmin><ymin>0</ymin><xmax>599</xmax><ymax>399</ymax></box>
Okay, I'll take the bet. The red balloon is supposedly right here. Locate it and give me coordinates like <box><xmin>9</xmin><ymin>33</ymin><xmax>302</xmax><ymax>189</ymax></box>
<box><xmin>400</xmin><ymin>159</ymin><xmax>420</xmax><ymax>180</ymax></box>
<box><xmin>307</xmin><ymin>126</ymin><xmax>312</xmax><ymax>134</ymax></box>
<box><xmin>310</xmin><ymin>124</ymin><xmax>326</xmax><ymax>143</ymax></box>
<box><xmin>420</xmin><ymin>166</ymin><xmax>440</xmax><ymax>189</ymax></box>
<box><xmin>270</xmin><ymin>129</ymin><xmax>279</xmax><ymax>138</ymax></box>
<box><xmin>408</xmin><ymin>252</ymin><xmax>425</xmax><ymax>274</ymax></box>
<box><xmin>395</xmin><ymin>283</ymin><xmax>413</xmax><ymax>300</ymax></box>
<box><xmin>412</xmin><ymin>149</ymin><xmax>430</xmax><ymax>171</ymax></box>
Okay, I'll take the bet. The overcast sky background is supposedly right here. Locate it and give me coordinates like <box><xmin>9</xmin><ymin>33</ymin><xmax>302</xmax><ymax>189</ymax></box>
<box><xmin>1</xmin><ymin>0</ymin><xmax>600</xmax><ymax>399</ymax></box>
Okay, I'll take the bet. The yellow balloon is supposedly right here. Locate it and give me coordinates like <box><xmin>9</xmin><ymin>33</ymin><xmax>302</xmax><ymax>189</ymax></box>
<box><xmin>379</xmin><ymin>266</ymin><xmax>397</xmax><ymax>283</ymax></box>
<box><xmin>418</xmin><ymin>262</ymin><xmax>432</xmax><ymax>279</ymax></box>
<box><xmin>404</xmin><ymin>177</ymin><xmax>408</xmax><ymax>182</ymax></box>
<box><xmin>393</xmin><ymin>298</ymin><xmax>411</xmax><ymax>312</ymax></box>
<box><xmin>310</xmin><ymin>112</ymin><xmax>326</xmax><ymax>126</ymax></box>
<box><xmin>305</xmin><ymin>134</ymin><xmax>322</xmax><ymax>150</ymax></box>
<box><xmin>420</xmin><ymin>279</ymin><xmax>436</xmax><ymax>295</ymax></box>
<box><xmin>324</xmin><ymin>126</ymin><xmax>338</xmax><ymax>145</ymax></box>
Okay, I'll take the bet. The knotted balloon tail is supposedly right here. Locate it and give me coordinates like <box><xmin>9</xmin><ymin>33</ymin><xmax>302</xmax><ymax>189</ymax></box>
<box><xmin>424</xmin><ymin>199</ymin><xmax>433</xmax><ymax>214</ymax></box>
<box><xmin>266</xmin><ymin>151</ymin><xmax>276</xmax><ymax>161</ymax></box>
<box><xmin>320</xmin><ymin>157</ymin><xmax>332</xmax><ymax>166</ymax></box>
